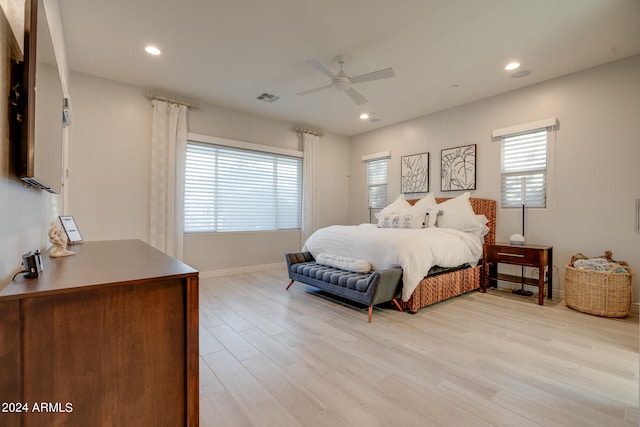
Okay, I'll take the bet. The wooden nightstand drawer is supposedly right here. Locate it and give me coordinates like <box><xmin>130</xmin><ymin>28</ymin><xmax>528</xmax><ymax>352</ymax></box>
<box><xmin>483</xmin><ymin>242</ymin><xmax>553</xmax><ymax>305</ymax></box>
<box><xmin>485</xmin><ymin>244</ymin><xmax>541</xmax><ymax>266</ymax></box>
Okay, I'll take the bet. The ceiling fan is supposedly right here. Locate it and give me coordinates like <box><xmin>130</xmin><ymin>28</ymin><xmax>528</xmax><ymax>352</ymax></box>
<box><xmin>296</xmin><ymin>54</ymin><xmax>395</xmax><ymax>105</ymax></box>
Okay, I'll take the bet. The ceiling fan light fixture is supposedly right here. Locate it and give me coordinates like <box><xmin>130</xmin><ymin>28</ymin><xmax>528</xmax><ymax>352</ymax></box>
<box><xmin>332</xmin><ymin>79</ymin><xmax>351</xmax><ymax>91</ymax></box>
<box><xmin>360</xmin><ymin>113</ymin><xmax>369</xmax><ymax>120</ymax></box>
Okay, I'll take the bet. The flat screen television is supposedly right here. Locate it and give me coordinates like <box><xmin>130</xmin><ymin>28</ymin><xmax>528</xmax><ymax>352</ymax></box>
<box><xmin>9</xmin><ymin>0</ymin><xmax>64</xmax><ymax>194</ymax></box>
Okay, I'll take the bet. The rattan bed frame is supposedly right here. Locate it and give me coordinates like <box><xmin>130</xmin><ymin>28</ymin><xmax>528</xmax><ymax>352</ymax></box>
<box><xmin>402</xmin><ymin>197</ymin><xmax>497</xmax><ymax>313</ymax></box>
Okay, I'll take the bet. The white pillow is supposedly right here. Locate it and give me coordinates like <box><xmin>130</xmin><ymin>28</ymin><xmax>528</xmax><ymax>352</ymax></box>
<box><xmin>410</xmin><ymin>194</ymin><xmax>437</xmax><ymax>226</ymax></box>
<box><xmin>377</xmin><ymin>207</ymin><xmax>425</xmax><ymax>229</ymax></box>
<box><xmin>315</xmin><ymin>253</ymin><xmax>372</xmax><ymax>273</ymax></box>
<box><xmin>375</xmin><ymin>194</ymin><xmax>411</xmax><ymax>219</ymax></box>
<box><xmin>412</xmin><ymin>194</ymin><xmax>437</xmax><ymax>211</ymax></box>
<box><xmin>425</xmin><ymin>207</ymin><xmax>440</xmax><ymax>228</ymax></box>
<box><xmin>466</xmin><ymin>214</ymin><xmax>490</xmax><ymax>240</ymax></box>
<box><xmin>435</xmin><ymin>192</ymin><xmax>484</xmax><ymax>232</ymax></box>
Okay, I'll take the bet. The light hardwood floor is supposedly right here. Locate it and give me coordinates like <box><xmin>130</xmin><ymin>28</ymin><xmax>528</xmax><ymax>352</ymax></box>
<box><xmin>198</xmin><ymin>268</ymin><xmax>639</xmax><ymax>426</ymax></box>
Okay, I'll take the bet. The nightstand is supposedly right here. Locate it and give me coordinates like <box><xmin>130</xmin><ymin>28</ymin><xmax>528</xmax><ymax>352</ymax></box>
<box><xmin>482</xmin><ymin>242</ymin><xmax>553</xmax><ymax>305</ymax></box>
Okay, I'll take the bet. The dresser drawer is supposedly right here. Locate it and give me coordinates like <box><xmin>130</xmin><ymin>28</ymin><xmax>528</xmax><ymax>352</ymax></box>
<box><xmin>485</xmin><ymin>245</ymin><xmax>541</xmax><ymax>266</ymax></box>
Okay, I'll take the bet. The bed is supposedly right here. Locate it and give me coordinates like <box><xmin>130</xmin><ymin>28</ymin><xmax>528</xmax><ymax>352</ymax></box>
<box><xmin>302</xmin><ymin>193</ymin><xmax>496</xmax><ymax>313</ymax></box>
<box><xmin>402</xmin><ymin>196</ymin><xmax>495</xmax><ymax>312</ymax></box>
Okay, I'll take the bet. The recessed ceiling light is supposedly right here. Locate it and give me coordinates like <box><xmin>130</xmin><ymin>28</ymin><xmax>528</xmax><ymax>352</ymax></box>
<box><xmin>505</xmin><ymin>62</ymin><xmax>520</xmax><ymax>71</ymax></box>
<box><xmin>360</xmin><ymin>113</ymin><xmax>369</xmax><ymax>120</ymax></box>
<box><xmin>145</xmin><ymin>46</ymin><xmax>161</xmax><ymax>55</ymax></box>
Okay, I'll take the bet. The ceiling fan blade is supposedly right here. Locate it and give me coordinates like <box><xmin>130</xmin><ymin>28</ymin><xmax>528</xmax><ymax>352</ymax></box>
<box><xmin>349</xmin><ymin>67</ymin><xmax>395</xmax><ymax>84</ymax></box>
<box><xmin>306</xmin><ymin>59</ymin><xmax>337</xmax><ymax>80</ymax></box>
<box><xmin>296</xmin><ymin>84</ymin><xmax>332</xmax><ymax>96</ymax></box>
<box><xmin>345</xmin><ymin>87</ymin><xmax>368</xmax><ymax>105</ymax></box>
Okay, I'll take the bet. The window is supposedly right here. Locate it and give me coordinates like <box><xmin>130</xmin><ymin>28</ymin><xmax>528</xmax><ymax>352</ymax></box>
<box><xmin>500</xmin><ymin>129</ymin><xmax>547</xmax><ymax>208</ymax></box>
<box><xmin>366</xmin><ymin>157</ymin><xmax>388</xmax><ymax>209</ymax></box>
<box><xmin>184</xmin><ymin>140</ymin><xmax>302</xmax><ymax>232</ymax></box>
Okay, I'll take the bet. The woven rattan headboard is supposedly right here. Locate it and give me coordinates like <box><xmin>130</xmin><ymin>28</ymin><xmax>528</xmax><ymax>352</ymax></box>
<box><xmin>407</xmin><ymin>197</ymin><xmax>496</xmax><ymax>245</ymax></box>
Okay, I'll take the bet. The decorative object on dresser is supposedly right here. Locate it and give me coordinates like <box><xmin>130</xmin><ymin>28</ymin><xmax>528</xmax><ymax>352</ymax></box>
<box><xmin>440</xmin><ymin>144</ymin><xmax>476</xmax><ymax>191</ymax></box>
<box><xmin>401</xmin><ymin>152</ymin><xmax>429</xmax><ymax>194</ymax></box>
<box><xmin>565</xmin><ymin>251</ymin><xmax>632</xmax><ymax>317</ymax></box>
<box><xmin>483</xmin><ymin>242</ymin><xmax>553</xmax><ymax>305</ymax></box>
<box><xmin>47</xmin><ymin>221</ymin><xmax>75</xmax><ymax>257</ymax></box>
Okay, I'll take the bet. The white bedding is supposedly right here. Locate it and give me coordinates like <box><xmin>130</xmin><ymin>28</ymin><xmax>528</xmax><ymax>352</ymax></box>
<box><xmin>303</xmin><ymin>224</ymin><xmax>483</xmax><ymax>302</ymax></box>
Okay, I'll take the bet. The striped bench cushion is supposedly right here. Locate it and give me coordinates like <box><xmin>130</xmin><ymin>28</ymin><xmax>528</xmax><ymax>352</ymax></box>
<box><xmin>289</xmin><ymin>262</ymin><xmax>373</xmax><ymax>293</ymax></box>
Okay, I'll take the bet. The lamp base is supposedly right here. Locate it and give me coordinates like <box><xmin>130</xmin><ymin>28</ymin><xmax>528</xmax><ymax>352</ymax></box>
<box><xmin>512</xmin><ymin>288</ymin><xmax>533</xmax><ymax>297</ymax></box>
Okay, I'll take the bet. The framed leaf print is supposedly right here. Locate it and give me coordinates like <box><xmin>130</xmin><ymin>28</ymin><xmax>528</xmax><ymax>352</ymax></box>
<box><xmin>441</xmin><ymin>144</ymin><xmax>476</xmax><ymax>191</ymax></box>
<box><xmin>401</xmin><ymin>152</ymin><xmax>429</xmax><ymax>194</ymax></box>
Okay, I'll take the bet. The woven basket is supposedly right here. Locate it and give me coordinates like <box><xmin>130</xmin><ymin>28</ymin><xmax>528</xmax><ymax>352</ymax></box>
<box><xmin>564</xmin><ymin>264</ymin><xmax>633</xmax><ymax>317</ymax></box>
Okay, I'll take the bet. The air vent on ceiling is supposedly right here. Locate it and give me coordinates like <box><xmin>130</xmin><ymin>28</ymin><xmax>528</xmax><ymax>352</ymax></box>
<box><xmin>257</xmin><ymin>92</ymin><xmax>280</xmax><ymax>103</ymax></box>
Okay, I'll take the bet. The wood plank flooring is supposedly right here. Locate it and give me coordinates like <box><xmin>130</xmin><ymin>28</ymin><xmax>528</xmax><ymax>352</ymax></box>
<box><xmin>198</xmin><ymin>268</ymin><xmax>639</xmax><ymax>426</ymax></box>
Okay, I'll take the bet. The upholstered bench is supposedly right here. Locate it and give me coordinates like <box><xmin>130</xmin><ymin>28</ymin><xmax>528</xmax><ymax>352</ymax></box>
<box><xmin>285</xmin><ymin>252</ymin><xmax>403</xmax><ymax>322</ymax></box>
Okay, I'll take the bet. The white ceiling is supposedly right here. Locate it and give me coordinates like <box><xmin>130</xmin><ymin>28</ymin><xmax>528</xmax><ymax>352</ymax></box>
<box><xmin>58</xmin><ymin>0</ymin><xmax>640</xmax><ymax>136</ymax></box>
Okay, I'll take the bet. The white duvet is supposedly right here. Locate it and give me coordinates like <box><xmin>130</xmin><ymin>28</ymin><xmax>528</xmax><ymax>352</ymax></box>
<box><xmin>303</xmin><ymin>224</ymin><xmax>483</xmax><ymax>302</ymax></box>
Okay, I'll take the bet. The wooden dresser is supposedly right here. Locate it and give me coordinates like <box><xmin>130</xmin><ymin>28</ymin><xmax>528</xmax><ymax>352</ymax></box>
<box><xmin>0</xmin><ymin>240</ymin><xmax>199</xmax><ymax>427</ymax></box>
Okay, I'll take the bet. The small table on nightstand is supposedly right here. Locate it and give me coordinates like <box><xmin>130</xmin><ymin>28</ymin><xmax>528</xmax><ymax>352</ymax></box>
<box><xmin>483</xmin><ymin>242</ymin><xmax>553</xmax><ymax>305</ymax></box>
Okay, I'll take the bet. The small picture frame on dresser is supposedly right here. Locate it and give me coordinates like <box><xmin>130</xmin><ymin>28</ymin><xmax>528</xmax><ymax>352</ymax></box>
<box><xmin>59</xmin><ymin>216</ymin><xmax>83</xmax><ymax>244</ymax></box>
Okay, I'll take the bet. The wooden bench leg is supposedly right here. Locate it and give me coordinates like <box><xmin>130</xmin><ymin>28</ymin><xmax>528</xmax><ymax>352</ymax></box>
<box><xmin>286</xmin><ymin>280</ymin><xmax>294</xmax><ymax>290</ymax></box>
<box><xmin>391</xmin><ymin>298</ymin><xmax>404</xmax><ymax>312</ymax></box>
<box><xmin>368</xmin><ymin>306</ymin><xmax>373</xmax><ymax>323</ymax></box>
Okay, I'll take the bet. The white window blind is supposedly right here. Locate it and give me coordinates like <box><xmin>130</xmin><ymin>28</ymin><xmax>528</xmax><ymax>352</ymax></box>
<box><xmin>184</xmin><ymin>141</ymin><xmax>302</xmax><ymax>232</ymax></box>
<box><xmin>501</xmin><ymin>129</ymin><xmax>547</xmax><ymax>208</ymax></box>
<box><xmin>367</xmin><ymin>158</ymin><xmax>388</xmax><ymax>209</ymax></box>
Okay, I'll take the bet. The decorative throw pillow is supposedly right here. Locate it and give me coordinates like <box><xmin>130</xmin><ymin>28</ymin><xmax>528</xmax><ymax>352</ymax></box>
<box><xmin>425</xmin><ymin>207</ymin><xmax>440</xmax><ymax>228</ymax></box>
<box><xmin>435</xmin><ymin>192</ymin><xmax>484</xmax><ymax>232</ymax></box>
<box><xmin>377</xmin><ymin>207</ymin><xmax>425</xmax><ymax>229</ymax></box>
<box><xmin>315</xmin><ymin>253</ymin><xmax>372</xmax><ymax>273</ymax></box>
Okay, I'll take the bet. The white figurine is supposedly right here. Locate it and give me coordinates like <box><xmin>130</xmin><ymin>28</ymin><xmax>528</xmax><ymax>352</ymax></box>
<box><xmin>48</xmin><ymin>222</ymin><xmax>75</xmax><ymax>257</ymax></box>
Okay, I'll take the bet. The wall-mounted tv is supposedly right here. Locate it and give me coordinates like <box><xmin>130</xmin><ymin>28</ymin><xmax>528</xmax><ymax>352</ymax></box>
<box><xmin>9</xmin><ymin>0</ymin><xmax>64</xmax><ymax>194</ymax></box>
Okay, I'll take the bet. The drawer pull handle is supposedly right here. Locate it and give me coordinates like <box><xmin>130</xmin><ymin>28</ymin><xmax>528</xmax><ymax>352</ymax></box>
<box><xmin>497</xmin><ymin>252</ymin><xmax>525</xmax><ymax>258</ymax></box>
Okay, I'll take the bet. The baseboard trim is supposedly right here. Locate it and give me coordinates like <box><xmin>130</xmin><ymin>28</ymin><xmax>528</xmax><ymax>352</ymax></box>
<box><xmin>199</xmin><ymin>262</ymin><xmax>285</xmax><ymax>279</ymax></box>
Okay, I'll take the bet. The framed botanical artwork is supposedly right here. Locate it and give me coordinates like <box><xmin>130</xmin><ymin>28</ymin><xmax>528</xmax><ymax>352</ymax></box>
<box><xmin>401</xmin><ymin>152</ymin><xmax>429</xmax><ymax>194</ymax></box>
<box><xmin>441</xmin><ymin>144</ymin><xmax>476</xmax><ymax>191</ymax></box>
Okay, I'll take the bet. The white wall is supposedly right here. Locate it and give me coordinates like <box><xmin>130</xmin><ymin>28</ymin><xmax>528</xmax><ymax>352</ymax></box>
<box><xmin>348</xmin><ymin>55</ymin><xmax>640</xmax><ymax>297</ymax></box>
<box><xmin>66</xmin><ymin>72</ymin><xmax>350</xmax><ymax>274</ymax></box>
<box><xmin>66</xmin><ymin>73</ymin><xmax>152</xmax><ymax>242</ymax></box>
